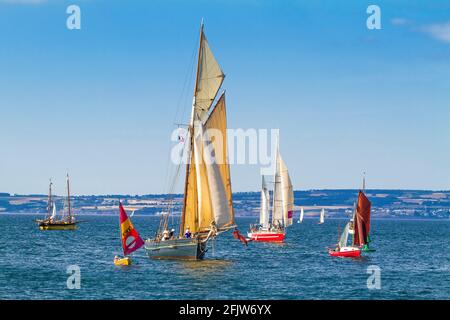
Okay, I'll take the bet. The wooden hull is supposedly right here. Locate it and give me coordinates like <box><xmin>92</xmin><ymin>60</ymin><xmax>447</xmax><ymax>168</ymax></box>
<box><xmin>145</xmin><ymin>238</ymin><xmax>207</xmax><ymax>260</ymax></box>
<box><xmin>247</xmin><ymin>230</ymin><xmax>285</xmax><ymax>243</ymax></box>
<box><xmin>38</xmin><ymin>221</ymin><xmax>77</xmax><ymax>230</ymax></box>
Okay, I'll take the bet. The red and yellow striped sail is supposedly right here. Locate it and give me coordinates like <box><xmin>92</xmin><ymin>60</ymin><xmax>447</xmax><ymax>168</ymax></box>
<box><xmin>119</xmin><ymin>202</ymin><xmax>144</xmax><ymax>256</ymax></box>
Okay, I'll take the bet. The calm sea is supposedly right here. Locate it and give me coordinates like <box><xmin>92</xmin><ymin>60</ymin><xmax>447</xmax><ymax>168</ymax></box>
<box><xmin>0</xmin><ymin>214</ymin><xmax>449</xmax><ymax>300</ymax></box>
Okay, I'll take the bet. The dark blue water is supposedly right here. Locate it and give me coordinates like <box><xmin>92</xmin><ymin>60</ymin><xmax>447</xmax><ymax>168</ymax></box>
<box><xmin>0</xmin><ymin>214</ymin><xmax>449</xmax><ymax>299</ymax></box>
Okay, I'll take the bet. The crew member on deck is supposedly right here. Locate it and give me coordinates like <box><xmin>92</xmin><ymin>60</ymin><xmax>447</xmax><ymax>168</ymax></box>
<box><xmin>162</xmin><ymin>229</ymin><xmax>170</xmax><ymax>241</ymax></box>
<box><xmin>185</xmin><ymin>226</ymin><xmax>192</xmax><ymax>239</ymax></box>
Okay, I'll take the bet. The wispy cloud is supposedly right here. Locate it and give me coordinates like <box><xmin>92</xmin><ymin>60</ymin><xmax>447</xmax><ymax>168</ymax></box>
<box><xmin>391</xmin><ymin>17</ymin><xmax>450</xmax><ymax>44</ymax></box>
<box><xmin>420</xmin><ymin>22</ymin><xmax>450</xmax><ymax>43</ymax></box>
<box><xmin>390</xmin><ymin>18</ymin><xmax>409</xmax><ymax>26</ymax></box>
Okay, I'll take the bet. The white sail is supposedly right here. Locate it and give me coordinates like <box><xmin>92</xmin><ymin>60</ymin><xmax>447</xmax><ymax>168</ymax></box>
<box><xmin>260</xmin><ymin>175</ymin><xmax>270</xmax><ymax>228</ymax></box>
<box><xmin>338</xmin><ymin>222</ymin><xmax>350</xmax><ymax>248</ymax></box>
<box><xmin>319</xmin><ymin>208</ymin><xmax>325</xmax><ymax>224</ymax></box>
<box><xmin>279</xmin><ymin>156</ymin><xmax>294</xmax><ymax>227</ymax></box>
<box><xmin>50</xmin><ymin>202</ymin><xmax>57</xmax><ymax>220</ymax></box>
<box><xmin>272</xmin><ymin>149</ymin><xmax>283</xmax><ymax>225</ymax></box>
<box><xmin>299</xmin><ymin>207</ymin><xmax>304</xmax><ymax>223</ymax></box>
<box><xmin>272</xmin><ymin>149</ymin><xmax>294</xmax><ymax>227</ymax></box>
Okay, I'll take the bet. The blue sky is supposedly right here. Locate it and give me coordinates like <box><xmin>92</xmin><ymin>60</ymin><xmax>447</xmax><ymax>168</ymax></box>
<box><xmin>0</xmin><ymin>0</ymin><xmax>449</xmax><ymax>195</ymax></box>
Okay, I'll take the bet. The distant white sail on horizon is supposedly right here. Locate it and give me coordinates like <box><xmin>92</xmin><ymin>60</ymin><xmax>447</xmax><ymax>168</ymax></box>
<box><xmin>319</xmin><ymin>208</ymin><xmax>325</xmax><ymax>224</ymax></box>
<box><xmin>299</xmin><ymin>207</ymin><xmax>304</xmax><ymax>223</ymax></box>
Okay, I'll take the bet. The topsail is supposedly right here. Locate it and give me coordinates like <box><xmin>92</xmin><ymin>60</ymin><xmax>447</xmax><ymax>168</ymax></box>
<box><xmin>194</xmin><ymin>28</ymin><xmax>225</xmax><ymax>119</ymax></box>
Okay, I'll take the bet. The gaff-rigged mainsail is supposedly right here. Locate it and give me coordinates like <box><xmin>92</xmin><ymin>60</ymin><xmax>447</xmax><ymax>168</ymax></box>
<box><xmin>179</xmin><ymin>24</ymin><xmax>234</xmax><ymax>236</ymax></box>
<box><xmin>353</xmin><ymin>191</ymin><xmax>371</xmax><ymax>246</ymax></box>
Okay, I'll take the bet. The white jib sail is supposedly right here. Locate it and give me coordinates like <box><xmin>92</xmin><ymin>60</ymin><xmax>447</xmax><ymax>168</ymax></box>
<box><xmin>299</xmin><ymin>207</ymin><xmax>304</xmax><ymax>223</ymax></box>
<box><xmin>50</xmin><ymin>202</ymin><xmax>57</xmax><ymax>220</ymax></box>
<box><xmin>320</xmin><ymin>208</ymin><xmax>325</xmax><ymax>224</ymax></box>
<box><xmin>260</xmin><ymin>175</ymin><xmax>270</xmax><ymax>228</ymax></box>
<box><xmin>339</xmin><ymin>222</ymin><xmax>350</xmax><ymax>248</ymax></box>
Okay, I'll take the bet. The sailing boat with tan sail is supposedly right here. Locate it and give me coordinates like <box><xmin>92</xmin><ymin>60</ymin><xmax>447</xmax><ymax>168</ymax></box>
<box><xmin>144</xmin><ymin>22</ymin><xmax>236</xmax><ymax>260</ymax></box>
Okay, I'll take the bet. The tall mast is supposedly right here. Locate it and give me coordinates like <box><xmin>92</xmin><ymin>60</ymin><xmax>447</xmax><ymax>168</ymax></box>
<box><xmin>179</xmin><ymin>21</ymin><xmax>204</xmax><ymax>236</ymax></box>
<box><xmin>66</xmin><ymin>174</ymin><xmax>71</xmax><ymax>222</ymax></box>
<box><xmin>362</xmin><ymin>171</ymin><xmax>366</xmax><ymax>192</ymax></box>
<box><xmin>271</xmin><ymin>134</ymin><xmax>279</xmax><ymax>225</ymax></box>
<box><xmin>48</xmin><ymin>179</ymin><xmax>53</xmax><ymax>217</ymax></box>
<box><xmin>351</xmin><ymin>201</ymin><xmax>356</xmax><ymax>246</ymax></box>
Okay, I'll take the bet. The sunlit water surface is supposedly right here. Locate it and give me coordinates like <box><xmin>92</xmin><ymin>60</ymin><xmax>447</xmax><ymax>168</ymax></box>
<box><xmin>0</xmin><ymin>215</ymin><xmax>449</xmax><ymax>299</ymax></box>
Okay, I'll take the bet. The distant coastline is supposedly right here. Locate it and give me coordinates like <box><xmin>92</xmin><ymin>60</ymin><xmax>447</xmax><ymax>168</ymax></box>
<box><xmin>1</xmin><ymin>189</ymin><xmax>449</xmax><ymax>219</ymax></box>
<box><xmin>2</xmin><ymin>212</ymin><xmax>449</xmax><ymax>222</ymax></box>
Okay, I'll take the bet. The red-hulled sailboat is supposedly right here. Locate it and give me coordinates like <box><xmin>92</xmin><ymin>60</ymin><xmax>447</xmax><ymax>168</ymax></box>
<box><xmin>329</xmin><ymin>175</ymin><xmax>372</xmax><ymax>257</ymax></box>
<box><xmin>247</xmin><ymin>140</ymin><xmax>294</xmax><ymax>243</ymax></box>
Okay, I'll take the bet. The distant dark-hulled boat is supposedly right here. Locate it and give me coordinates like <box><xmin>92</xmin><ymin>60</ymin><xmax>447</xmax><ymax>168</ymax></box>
<box><xmin>37</xmin><ymin>174</ymin><xmax>77</xmax><ymax>230</ymax></box>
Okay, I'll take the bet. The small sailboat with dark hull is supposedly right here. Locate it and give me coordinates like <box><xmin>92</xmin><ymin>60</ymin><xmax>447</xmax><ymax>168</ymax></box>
<box><xmin>37</xmin><ymin>174</ymin><xmax>78</xmax><ymax>230</ymax></box>
<box><xmin>145</xmin><ymin>22</ymin><xmax>236</xmax><ymax>260</ymax></box>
